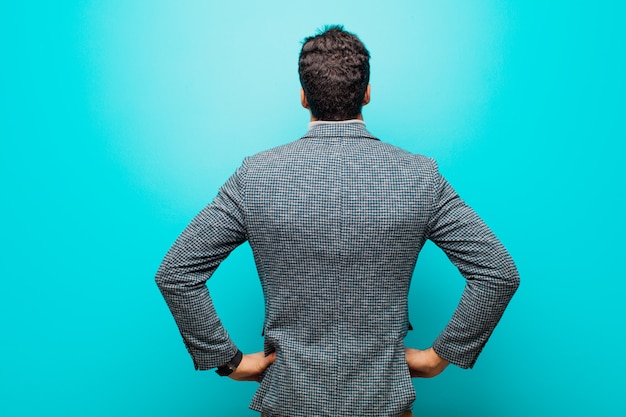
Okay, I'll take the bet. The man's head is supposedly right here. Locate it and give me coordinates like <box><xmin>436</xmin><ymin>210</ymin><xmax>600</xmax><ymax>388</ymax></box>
<box><xmin>298</xmin><ymin>25</ymin><xmax>371</xmax><ymax>121</ymax></box>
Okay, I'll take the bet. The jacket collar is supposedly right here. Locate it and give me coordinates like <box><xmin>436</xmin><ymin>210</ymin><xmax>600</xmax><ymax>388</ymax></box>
<box><xmin>301</xmin><ymin>120</ymin><xmax>379</xmax><ymax>141</ymax></box>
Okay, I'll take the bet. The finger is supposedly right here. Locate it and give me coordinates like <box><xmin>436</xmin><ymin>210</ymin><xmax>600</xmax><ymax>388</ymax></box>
<box><xmin>265</xmin><ymin>352</ymin><xmax>276</xmax><ymax>365</ymax></box>
<box><xmin>258</xmin><ymin>352</ymin><xmax>275</xmax><ymax>373</ymax></box>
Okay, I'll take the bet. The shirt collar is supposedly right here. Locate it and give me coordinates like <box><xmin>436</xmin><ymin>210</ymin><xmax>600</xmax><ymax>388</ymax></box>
<box><xmin>307</xmin><ymin>119</ymin><xmax>366</xmax><ymax>130</ymax></box>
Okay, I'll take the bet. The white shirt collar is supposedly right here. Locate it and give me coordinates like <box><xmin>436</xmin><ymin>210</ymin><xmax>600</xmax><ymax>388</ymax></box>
<box><xmin>308</xmin><ymin>119</ymin><xmax>366</xmax><ymax>130</ymax></box>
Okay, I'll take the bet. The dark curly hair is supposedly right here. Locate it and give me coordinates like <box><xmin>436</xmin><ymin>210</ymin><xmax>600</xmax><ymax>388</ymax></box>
<box><xmin>298</xmin><ymin>25</ymin><xmax>370</xmax><ymax>121</ymax></box>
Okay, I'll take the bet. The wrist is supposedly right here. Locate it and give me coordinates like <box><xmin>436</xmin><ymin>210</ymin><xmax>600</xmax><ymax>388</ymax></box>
<box><xmin>215</xmin><ymin>349</ymin><xmax>243</xmax><ymax>376</ymax></box>
<box><xmin>429</xmin><ymin>347</ymin><xmax>449</xmax><ymax>366</ymax></box>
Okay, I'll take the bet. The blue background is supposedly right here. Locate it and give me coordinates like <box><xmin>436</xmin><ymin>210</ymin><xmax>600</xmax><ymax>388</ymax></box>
<box><xmin>2</xmin><ymin>1</ymin><xmax>625</xmax><ymax>416</ymax></box>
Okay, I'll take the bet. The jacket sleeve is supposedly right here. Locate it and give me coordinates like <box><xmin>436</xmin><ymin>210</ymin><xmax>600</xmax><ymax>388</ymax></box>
<box><xmin>155</xmin><ymin>165</ymin><xmax>247</xmax><ymax>370</ymax></box>
<box><xmin>425</xmin><ymin>161</ymin><xmax>520</xmax><ymax>369</ymax></box>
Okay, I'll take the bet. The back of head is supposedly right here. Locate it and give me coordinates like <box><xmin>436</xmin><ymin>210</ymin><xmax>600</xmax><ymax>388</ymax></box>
<box><xmin>299</xmin><ymin>25</ymin><xmax>370</xmax><ymax>121</ymax></box>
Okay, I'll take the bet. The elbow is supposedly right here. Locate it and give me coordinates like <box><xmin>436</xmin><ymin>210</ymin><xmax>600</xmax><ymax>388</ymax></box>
<box><xmin>510</xmin><ymin>269</ymin><xmax>521</xmax><ymax>294</ymax></box>
<box><xmin>154</xmin><ymin>260</ymin><xmax>174</xmax><ymax>290</ymax></box>
<box><xmin>484</xmin><ymin>255</ymin><xmax>520</xmax><ymax>297</ymax></box>
<box><xmin>502</xmin><ymin>261</ymin><xmax>520</xmax><ymax>295</ymax></box>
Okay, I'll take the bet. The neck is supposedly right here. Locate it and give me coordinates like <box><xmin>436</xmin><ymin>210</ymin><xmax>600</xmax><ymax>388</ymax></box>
<box><xmin>310</xmin><ymin>114</ymin><xmax>364</xmax><ymax>122</ymax></box>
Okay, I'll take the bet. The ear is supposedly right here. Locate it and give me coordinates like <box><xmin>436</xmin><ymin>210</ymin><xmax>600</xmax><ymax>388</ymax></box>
<box><xmin>300</xmin><ymin>89</ymin><xmax>310</xmax><ymax>109</ymax></box>
<box><xmin>362</xmin><ymin>84</ymin><xmax>371</xmax><ymax>106</ymax></box>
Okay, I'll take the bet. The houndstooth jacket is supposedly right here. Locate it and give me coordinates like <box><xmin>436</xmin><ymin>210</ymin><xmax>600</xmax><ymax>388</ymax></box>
<box><xmin>155</xmin><ymin>121</ymin><xmax>520</xmax><ymax>417</ymax></box>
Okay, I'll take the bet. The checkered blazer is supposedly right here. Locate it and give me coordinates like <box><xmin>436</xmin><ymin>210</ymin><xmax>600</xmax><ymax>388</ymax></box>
<box><xmin>156</xmin><ymin>122</ymin><xmax>519</xmax><ymax>417</ymax></box>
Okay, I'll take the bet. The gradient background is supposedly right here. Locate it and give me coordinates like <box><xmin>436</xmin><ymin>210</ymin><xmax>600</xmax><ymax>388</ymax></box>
<box><xmin>1</xmin><ymin>1</ymin><xmax>625</xmax><ymax>416</ymax></box>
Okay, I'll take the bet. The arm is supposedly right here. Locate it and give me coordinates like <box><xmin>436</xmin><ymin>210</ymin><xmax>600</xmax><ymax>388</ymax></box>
<box><xmin>424</xmin><ymin>162</ymin><xmax>520</xmax><ymax>369</ymax></box>
<box><xmin>155</xmin><ymin>168</ymin><xmax>247</xmax><ymax>370</ymax></box>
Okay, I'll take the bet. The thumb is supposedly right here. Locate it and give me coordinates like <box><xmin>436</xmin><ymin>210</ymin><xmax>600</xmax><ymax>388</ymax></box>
<box><xmin>264</xmin><ymin>351</ymin><xmax>276</xmax><ymax>366</ymax></box>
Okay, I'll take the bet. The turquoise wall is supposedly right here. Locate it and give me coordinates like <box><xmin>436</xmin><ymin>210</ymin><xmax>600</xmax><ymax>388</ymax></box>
<box><xmin>2</xmin><ymin>1</ymin><xmax>624</xmax><ymax>416</ymax></box>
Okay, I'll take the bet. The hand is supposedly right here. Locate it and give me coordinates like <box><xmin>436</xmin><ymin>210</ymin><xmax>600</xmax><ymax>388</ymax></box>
<box><xmin>228</xmin><ymin>351</ymin><xmax>276</xmax><ymax>382</ymax></box>
<box><xmin>405</xmin><ymin>347</ymin><xmax>450</xmax><ymax>378</ymax></box>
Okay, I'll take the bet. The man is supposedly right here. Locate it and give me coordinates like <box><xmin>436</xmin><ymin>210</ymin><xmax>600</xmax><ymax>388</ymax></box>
<box><xmin>156</xmin><ymin>26</ymin><xmax>519</xmax><ymax>417</ymax></box>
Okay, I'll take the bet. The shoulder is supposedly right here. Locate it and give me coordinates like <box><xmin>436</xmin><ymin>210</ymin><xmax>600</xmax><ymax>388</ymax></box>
<box><xmin>239</xmin><ymin>132</ymin><xmax>440</xmax><ymax>176</ymax></box>
<box><xmin>241</xmin><ymin>138</ymin><xmax>310</xmax><ymax>166</ymax></box>
<box><xmin>364</xmin><ymin>138</ymin><xmax>439</xmax><ymax>174</ymax></box>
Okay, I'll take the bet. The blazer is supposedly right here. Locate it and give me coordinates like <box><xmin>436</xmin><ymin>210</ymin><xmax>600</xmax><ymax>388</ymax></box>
<box><xmin>155</xmin><ymin>122</ymin><xmax>519</xmax><ymax>417</ymax></box>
